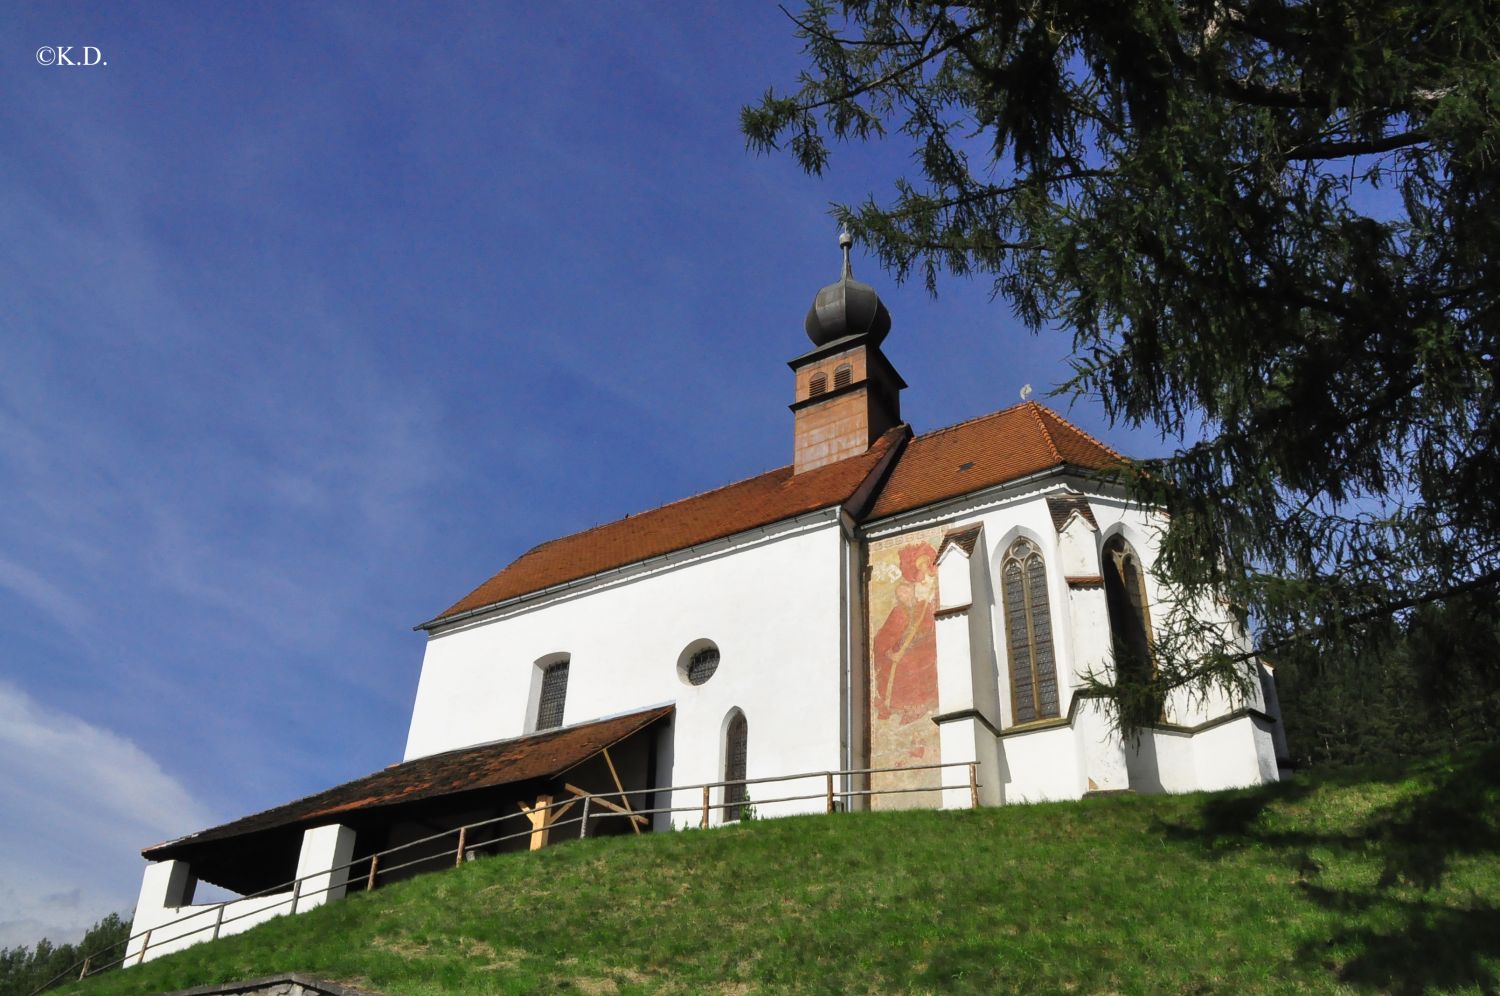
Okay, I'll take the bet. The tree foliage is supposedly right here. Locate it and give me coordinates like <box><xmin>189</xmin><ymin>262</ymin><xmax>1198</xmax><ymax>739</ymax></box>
<box><xmin>0</xmin><ymin>913</ymin><xmax>132</xmax><ymax>996</ymax></box>
<box><xmin>745</xmin><ymin>0</ymin><xmax>1500</xmax><ymax>729</ymax></box>
<box><xmin>1278</xmin><ymin>593</ymin><xmax>1500</xmax><ymax>767</ymax></box>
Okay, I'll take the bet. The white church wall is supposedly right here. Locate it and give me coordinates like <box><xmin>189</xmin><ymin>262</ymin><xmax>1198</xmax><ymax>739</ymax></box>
<box><xmin>1125</xmin><ymin>729</ymin><xmax>1199</xmax><ymax>794</ymax></box>
<box><xmin>405</xmin><ymin>513</ymin><xmax>852</xmax><ymax>823</ymax></box>
<box><xmin>997</xmin><ymin>725</ymin><xmax>1081</xmax><ymax>801</ymax></box>
<box><xmin>128</xmin><ymin>823</ymin><xmax>360</xmax><ymax>966</ymax></box>
<box><xmin>1191</xmin><ymin>714</ymin><xmax>1282</xmax><ymax>791</ymax></box>
<box><xmin>127</xmin><ymin>872</ymin><xmax>294</xmax><ymax>965</ymax></box>
<box><xmin>1072</xmin><ymin>695</ymin><xmax>1131</xmax><ymax>794</ymax></box>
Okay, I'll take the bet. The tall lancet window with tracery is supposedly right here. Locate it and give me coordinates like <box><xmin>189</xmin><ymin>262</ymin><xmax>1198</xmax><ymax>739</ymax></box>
<box><xmin>1002</xmin><ymin>538</ymin><xmax>1060</xmax><ymax>724</ymax></box>
<box><xmin>1103</xmin><ymin>535</ymin><xmax>1161</xmax><ymax>717</ymax></box>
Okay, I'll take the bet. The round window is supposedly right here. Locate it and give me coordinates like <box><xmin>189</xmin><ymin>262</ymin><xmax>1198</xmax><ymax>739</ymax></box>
<box><xmin>684</xmin><ymin>646</ymin><xmax>720</xmax><ymax>686</ymax></box>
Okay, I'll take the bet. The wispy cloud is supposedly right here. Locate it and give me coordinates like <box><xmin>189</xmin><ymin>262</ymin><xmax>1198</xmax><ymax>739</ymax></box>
<box><xmin>0</xmin><ymin>557</ymin><xmax>88</xmax><ymax>636</ymax></box>
<box><xmin>0</xmin><ymin>683</ymin><xmax>217</xmax><ymax>947</ymax></box>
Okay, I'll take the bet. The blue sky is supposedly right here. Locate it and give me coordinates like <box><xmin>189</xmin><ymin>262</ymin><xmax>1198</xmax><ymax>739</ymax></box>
<box><xmin>0</xmin><ymin>2</ymin><xmax>1169</xmax><ymax>946</ymax></box>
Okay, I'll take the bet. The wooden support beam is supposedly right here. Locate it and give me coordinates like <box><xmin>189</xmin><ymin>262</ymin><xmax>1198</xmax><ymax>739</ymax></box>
<box><xmin>518</xmin><ymin>794</ymin><xmax>579</xmax><ymax>851</ymax></box>
<box><xmin>601</xmin><ymin>747</ymin><xmax>643</xmax><ymax>835</ymax></box>
<box><xmin>563</xmin><ymin>784</ymin><xmax>646</xmax><ymax>825</ymax></box>
<box><xmin>517</xmin><ymin>796</ymin><xmax>552</xmax><ymax>851</ymax></box>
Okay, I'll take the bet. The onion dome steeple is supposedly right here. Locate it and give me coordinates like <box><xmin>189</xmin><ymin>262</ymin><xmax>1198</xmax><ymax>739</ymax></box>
<box><xmin>788</xmin><ymin>230</ymin><xmax>906</xmax><ymax>475</ymax></box>
<box><xmin>804</xmin><ymin>229</ymin><xmax>892</xmax><ymax>347</ymax></box>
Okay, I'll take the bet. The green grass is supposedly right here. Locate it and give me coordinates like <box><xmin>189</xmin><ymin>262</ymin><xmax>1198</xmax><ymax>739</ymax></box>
<box><xmin>63</xmin><ymin>749</ymin><xmax>1500</xmax><ymax>994</ymax></box>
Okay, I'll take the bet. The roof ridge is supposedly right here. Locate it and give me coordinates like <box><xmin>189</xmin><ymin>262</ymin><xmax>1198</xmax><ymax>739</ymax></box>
<box><xmin>1034</xmin><ymin>403</ymin><xmax>1126</xmax><ymax>462</ymax></box>
<box><xmin>1025</xmin><ymin>400</ymin><xmax>1065</xmax><ymax>463</ymax></box>
<box><xmin>908</xmin><ymin>399</ymin><xmax>1035</xmax><ymax>442</ymax></box>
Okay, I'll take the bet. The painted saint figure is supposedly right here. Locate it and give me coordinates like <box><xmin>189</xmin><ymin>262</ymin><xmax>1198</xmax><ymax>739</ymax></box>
<box><xmin>872</xmin><ymin>542</ymin><xmax>939</xmax><ymax>725</ymax></box>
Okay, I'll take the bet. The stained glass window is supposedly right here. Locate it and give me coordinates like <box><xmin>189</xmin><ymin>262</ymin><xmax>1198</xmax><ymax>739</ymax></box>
<box><xmin>1001</xmin><ymin>539</ymin><xmax>1060</xmax><ymax>724</ymax></box>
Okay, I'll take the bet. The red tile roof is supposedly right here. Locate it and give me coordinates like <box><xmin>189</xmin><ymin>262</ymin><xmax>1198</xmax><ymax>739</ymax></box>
<box><xmin>428</xmin><ymin>402</ymin><xmax>1121</xmax><ymax>627</ymax></box>
<box><xmin>143</xmin><ymin>705</ymin><xmax>674</xmax><ymax>860</ymax></box>
<box><xmin>427</xmin><ymin>425</ymin><xmax>908</xmax><ymax>626</ymax></box>
<box><xmin>866</xmin><ymin>402</ymin><xmax>1123</xmax><ymax>520</ymax></box>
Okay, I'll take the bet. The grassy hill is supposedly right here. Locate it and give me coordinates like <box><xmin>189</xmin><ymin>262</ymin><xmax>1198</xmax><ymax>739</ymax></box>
<box><xmin>60</xmin><ymin>749</ymin><xmax>1499</xmax><ymax>995</ymax></box>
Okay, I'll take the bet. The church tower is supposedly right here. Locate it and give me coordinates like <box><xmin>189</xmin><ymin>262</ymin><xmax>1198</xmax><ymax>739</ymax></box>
<box><xmin>790</xmin><ymin>231</ymin><xmax>907</xmax><ymax>474</ymax></box>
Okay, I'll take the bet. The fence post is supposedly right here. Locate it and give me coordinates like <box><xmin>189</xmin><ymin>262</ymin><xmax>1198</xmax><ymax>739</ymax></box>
<box><xmin>580</xmin><ymin>795</ymin><xmax>591</xmax><ymax>838</ymax></box>
<box><xmin>826</xmin><ymin>772</ymin><xmax>835</xmax><ymax>813</ymax></box>
<box><xmin>455</xmin><ymin>826</ymin><xmax>467</xmax><ymax>868</ymax></box>
<box><xmin>211</xmin><ymin>901</ymin><xmax>225</xmax><ymax>941</ymax></box>
<box><xmin>969</xmin><ymin>762</ymin><xmax>979</xmax><ymax>808</ymax></box>
<box><xmin>137</xmin><ymin>929</ymin><xmax>152</xmax><ymax>966</ymax></box>
<box><xmin>365</xmin><ymin>854</ymin><xmax>379</xmax><ymax>893</ymax></box>
<box><xmin>78</xmin><ymin>957</ymin><xmax>91</xmax><ymax>981</ymax></box>
<box><xmin>290</xmin><ymin>876</ymin><xmax>302</xmax><ymax>915</ymax></box>
<box><xmin>701</xmin><ymin>785</ymin><xmax>710</xmax><ymax>829</ymax></box>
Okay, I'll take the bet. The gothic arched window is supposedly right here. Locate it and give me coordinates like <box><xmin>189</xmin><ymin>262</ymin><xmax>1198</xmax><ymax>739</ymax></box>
<box><xmin>723</xmin><ymin>710</ymin><xmax>748</xmax><ymax>821</ymax></box>
<box><xmin>1001</xmin><ymin>539</ymin><xmax>1059</xmax><ymax>724</ymax></box>
<box><xmin>1103</xmin><ymin>536</ymin><xmax>1158</xmax><ymax>712</ymax></box>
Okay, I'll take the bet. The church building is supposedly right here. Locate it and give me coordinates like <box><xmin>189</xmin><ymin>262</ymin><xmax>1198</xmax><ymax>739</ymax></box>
<box><xmin>126</xmin><ymin>236</ymin><xmax>1287</xmax><ymax>964</ymax></box>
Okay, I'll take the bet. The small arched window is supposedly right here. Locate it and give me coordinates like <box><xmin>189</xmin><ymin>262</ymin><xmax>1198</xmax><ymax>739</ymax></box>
<box><xmin>833</xmin><ymin>363</ymin><xmax>853</xmax><ymax>389</ymax></box>
<box><xmin>809</xmin><ymin>372</ymin><xmax>828</xmax><ymax>397</ymax></box>
<box><xmin>1103</xmin><ymin>535</ymin><xmax>1157</xmax><ymax>698</ymax></box>
<box><xmin>1001</xmin><ymin>539</ymin><xmax>1059</xmax><ymax>724</ymax></box>
<box><xmin>535</xmin><ymin>658</ymin><xmax>569</xmax><ymax>731</ymax></box>
<box><xmin>723</xmin><ymin>710</ymin><xmax>748</xmax><ymax>821</ymax></box>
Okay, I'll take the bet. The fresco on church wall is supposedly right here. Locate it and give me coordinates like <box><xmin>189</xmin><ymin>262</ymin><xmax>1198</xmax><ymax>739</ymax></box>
<box><xmin>867</xmin><ymin>529</ymin><xmax>944</xmax><ymax>809</ymax></box>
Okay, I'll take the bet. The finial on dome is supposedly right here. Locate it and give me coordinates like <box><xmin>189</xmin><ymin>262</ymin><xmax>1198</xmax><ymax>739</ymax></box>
<box><xmin>804</xmin><ymin>229</ymin><xmax>892</xmax><ymax>347</ymax></box>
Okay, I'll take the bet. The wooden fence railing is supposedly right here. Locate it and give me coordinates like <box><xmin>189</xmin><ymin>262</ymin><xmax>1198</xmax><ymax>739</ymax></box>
<box><xmin>32</xmin><ymin>760</ymin><xmax>979</xmax><ymax>993</ymax></box>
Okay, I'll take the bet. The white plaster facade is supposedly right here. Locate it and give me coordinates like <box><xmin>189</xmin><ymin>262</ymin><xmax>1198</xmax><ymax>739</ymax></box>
<box><xmin>405</xmin><ymin>507</ymin><xmax>863</xmax><ymax>827</ymax></box>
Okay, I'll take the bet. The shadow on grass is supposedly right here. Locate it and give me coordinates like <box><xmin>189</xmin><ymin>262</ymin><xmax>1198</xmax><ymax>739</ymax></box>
<box><xmin>1158</xmin><ymin>746</ymin><xmax>1500</xmax><ymax>993</ymax></box>
<box><xmin>1296</xmin><ymin>885</ymin><xmax>1500</xmax><ymax>995</ymax></box>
